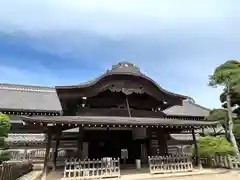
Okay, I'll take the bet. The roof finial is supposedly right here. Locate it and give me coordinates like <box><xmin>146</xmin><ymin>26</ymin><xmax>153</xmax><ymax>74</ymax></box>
<box><xmin>109</xmin><ymin>61</ymin><xmax>140</xmax><ymax>73</ymax></box>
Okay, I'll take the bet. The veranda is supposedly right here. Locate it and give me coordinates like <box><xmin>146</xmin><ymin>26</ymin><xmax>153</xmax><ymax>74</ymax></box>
<box><xmin>19</xmin><ymin>115</ymin><xmax>218</xmax><ymax>180</ymax></box>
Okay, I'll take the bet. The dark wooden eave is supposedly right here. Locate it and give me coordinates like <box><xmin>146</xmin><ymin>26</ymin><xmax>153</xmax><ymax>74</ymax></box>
<box><xmin>21</xmin><ymin>115</ymin><xmax>219</xmax><ymax>127</ymax></box>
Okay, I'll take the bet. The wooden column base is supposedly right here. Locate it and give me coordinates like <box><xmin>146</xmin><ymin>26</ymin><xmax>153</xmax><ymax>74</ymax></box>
<box><xmin>52</xmin><ymin>131</ymin><xmax>61</xmax><ymax>171</ymax></box>
<box><xmin>41</xmin><ymin>131</ymin><xmax>52</xmax><ymax>180</ymax></box>
<box><xmin>192</xmin><ymin>129</ymin><xmax>200</xmax><ymax>167</ymax></box>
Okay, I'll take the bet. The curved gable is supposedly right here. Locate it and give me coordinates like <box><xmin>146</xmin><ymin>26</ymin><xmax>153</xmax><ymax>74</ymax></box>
<box><xmin>56</xmin><ymin>62</ymin><xmax>189</xmax><ymax>106</ymax></box>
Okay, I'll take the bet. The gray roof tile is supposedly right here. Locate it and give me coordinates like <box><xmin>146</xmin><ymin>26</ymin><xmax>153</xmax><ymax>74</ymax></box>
<box><xmin>163</xmin><ymin>100</ymin><xmax>210</xmax><ymax>117</ymax></box>
<box><xmin>0</xmin><ymin>83</ymin><xmax>62</xmax><ymax>112</ymax></box>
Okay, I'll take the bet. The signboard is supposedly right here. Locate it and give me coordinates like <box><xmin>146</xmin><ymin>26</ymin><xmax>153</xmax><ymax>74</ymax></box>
<box><xmin>121</xmin><ymin>149</ymin><xmax>128</xmax><ymax>159</ymax></box>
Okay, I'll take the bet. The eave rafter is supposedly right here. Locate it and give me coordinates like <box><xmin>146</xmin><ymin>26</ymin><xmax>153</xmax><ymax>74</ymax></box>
<box><xmin>1</xmin><ymin>110</ymin><xmax>61</xmax><ymax>116</ymax></box>
<box><xmin>22</xmin><ymin>122</ymin><xmax>218</xmax><ymax>133</ymax></box>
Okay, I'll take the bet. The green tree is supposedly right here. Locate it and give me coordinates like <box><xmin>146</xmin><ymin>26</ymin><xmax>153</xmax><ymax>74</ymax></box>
<box><xmin>207</xmin><ymin>109</ymin><xmax>228</xmax><ymax>136</ymax></box>
<box><xmin>209</xmin><ymin>60</ymin><xmax>240</xmax><ymax>89</ymax></box>
<box><xmin>0</xmin><ymin>113</ymin><xmax>11</xmax><ymax>163</ymax></box>
<box><xmin>209</xmin><ymin>60</ymin><xmax>240</xmax><ymax>118</ymax></box>
<box><xmin>209</xmin><ymin>60</ymin><xmax>240</xmax><ymax>156</ymax></box>
<box><xmin>207</xmin><ymin>109</ymin><xmax>240</xmax><ymax>145</ymax></box>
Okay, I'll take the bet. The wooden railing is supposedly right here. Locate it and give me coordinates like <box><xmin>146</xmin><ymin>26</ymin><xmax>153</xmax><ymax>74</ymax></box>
<box><xmin>62</xmin><ymin>158</ymin><xmax>120</xmax><ymax>180</ymax></box>
<box><xmin>148</xmin><ymin>154</ymin><xmax>193</xmax><ymax>174</ymax></box>
<box><xmin>0</xmin><ymin>161</ymin><xmax>32</xmax><ymax>180</ymax></box>
<box><xmin>200</xmin><ymin>155</ymin><xmax>240</xmax><ymax>169</ymax></box>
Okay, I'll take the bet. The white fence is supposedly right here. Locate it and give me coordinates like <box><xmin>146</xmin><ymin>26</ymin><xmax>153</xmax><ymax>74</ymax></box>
<box><xmin>229</xmin><ymin>156</ymin><xmax>240</xmax><ymax>169</ymax></box>
<box><xmin>62</xmin><ymin>158</ymin><xmax>120</xmax><ymax>180</ymax></box>
<box><xmin>8</xmin><ymin>149</ymin><xmax>66</xmax><ymax>163</ymax></box>
<box><xmin>200</xmin><ymin>155</ymin><xmax>240</xmax><ymax>169</ymax></box>
<box><xmin>148</xmin><ymin>154</ymin><xmax>193</xmax><ymax>174</ymax></box>
<box><xmin>0</xmin><ymin>161</ymin><xmax>33</xmax><ymax>180</ymax></box>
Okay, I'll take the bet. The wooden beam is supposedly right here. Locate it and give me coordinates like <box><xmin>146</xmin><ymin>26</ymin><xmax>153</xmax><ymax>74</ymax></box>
<box><xmin>41</xmin><ymin>130</ymin><xmax>52</xmax><ymax>180</ymax></box>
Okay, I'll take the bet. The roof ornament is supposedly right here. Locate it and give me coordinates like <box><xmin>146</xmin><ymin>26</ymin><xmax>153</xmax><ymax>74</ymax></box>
<box><xmin>109</xmin><ymin>62</ymin><xmax>141</xmax><ymax>74</ymax></box>
<box><xmin>186</xmin><ymin>97</ymin><xmax>195</xmax><ymax>103</ymax></box>
<box><xmin>101</xmin><ymin>81</ymin><xmax>145</xmax><ymax>95</ymax></box>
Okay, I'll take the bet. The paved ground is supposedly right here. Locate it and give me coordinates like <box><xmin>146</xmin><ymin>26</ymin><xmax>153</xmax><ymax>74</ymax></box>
<box><xmin>17</xmin><ymin>171</ymin><xmax>42</xmax><ymax>180</ymax></box>
<box><xmin>45</xmin><ymin>169</ymin><xmax>240</xmax><ymax>180</ymax></box>
<box><xmin>158</xmin><ymin>171</ymin><xmax>240</xmax><ymax>180</ymax></box>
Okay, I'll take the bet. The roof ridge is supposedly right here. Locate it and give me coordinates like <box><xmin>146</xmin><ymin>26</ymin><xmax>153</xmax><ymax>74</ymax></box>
<box><xmin>0</xmin><ymin>83</ymin><xmax>56</xmax><ymax>93</ymax></box>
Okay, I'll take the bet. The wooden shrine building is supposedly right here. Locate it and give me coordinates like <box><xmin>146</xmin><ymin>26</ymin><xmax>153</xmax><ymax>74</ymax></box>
<box><xmin>0</xmin><ymin>62</ymin><xmax>219</xmax><ymax>178</ymax></box>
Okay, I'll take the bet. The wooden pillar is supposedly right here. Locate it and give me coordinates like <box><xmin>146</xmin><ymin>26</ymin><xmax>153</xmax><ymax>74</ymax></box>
<box><xmin>191</xmin><ymin>128</ymin><xmax>200</xmax><ymax>168</ymax></box>
<box><xmin>147</xmin><ymin>128</ymin><xmax>168</xmax><ymax>156</ymax></box>
<box><xmin>24</xmin><ymin>148</ymin><xmax>28</xmax><ymax>159</ymax></box>
<box><xmin>52</xmin><ymin>131</ymin><xmax>61</xmax><ymax>171</ymax></box>
<box><xmin>41</xmin><ymin>130</ymin><xmax>52</xmax><ymax>180</ymax></box>
<box><xmin>157</xmin><ymin>129</ymin><xmax>168</xmax><ymax>156</ymax></box>
<box><xmin>213</xmin><ymin>127</ymin><xmax>216</xmax><ymax>134</ymax></box>
<box><xmin>146</xmin><ymin>128</ymin><xmax>155</xmax><ymax>156</ymax></box>
<box><xmin>77</xmin><ymin>127</ymin><xmax>84</xmax><ymax>159</ymax></box>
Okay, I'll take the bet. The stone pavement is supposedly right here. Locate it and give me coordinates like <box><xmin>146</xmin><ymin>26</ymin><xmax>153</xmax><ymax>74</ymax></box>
<box><xmin>155</xmin><ymin>171</ymin><xmax>240</xmax><ymax>180</ymax></box>
<box><xmin>17</xmin><ymin>170</ymin><xmax>42</xmax><ymax>180</ymax></box>
<box><xmin>117</xmin><ymin>169</ymin><xmax>239</xmax><ymax>180</ymax></box>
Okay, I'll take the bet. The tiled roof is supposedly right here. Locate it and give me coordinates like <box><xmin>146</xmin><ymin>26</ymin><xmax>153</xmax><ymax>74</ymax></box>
<box><xmin>163</xmin><ymin>100</ymin><xmax>210</xmax><ymax>117</ymax></box>
<box><xmin>0</xmin><ymin>83</ymin><xmax>62</xmax><ymax>112</ymax></box>
<box><xmin>170</xmin><ymin>124</ymin><xmax>225</xmax><ymax>141</ymax></box>
<box><xmin>5</xmin><ymin>133</ymin><xmax>46</xmax><ymax>144</ymax></box>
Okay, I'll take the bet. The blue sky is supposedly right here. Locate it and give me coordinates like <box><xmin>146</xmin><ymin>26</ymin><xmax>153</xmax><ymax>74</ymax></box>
<box><xmin>0</xmin><ymin>0</ymin><xmax>239</xmax><ymax>109</ymax></box>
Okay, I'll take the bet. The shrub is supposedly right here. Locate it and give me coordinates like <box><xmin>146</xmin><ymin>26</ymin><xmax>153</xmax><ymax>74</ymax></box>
<box><xmin>193</xmin><ymin>136</ymin><xmax>234</xmax><ymax>157</ymax></box>
<box><xmin>0</xmin><ymin>151</ymin><xmax>10</xmax><ymax>163</ymax></box>
<box><xmin>0</xmin><ymin>114</ymin><xmax>11</xmax><ymax>163</ymax></box>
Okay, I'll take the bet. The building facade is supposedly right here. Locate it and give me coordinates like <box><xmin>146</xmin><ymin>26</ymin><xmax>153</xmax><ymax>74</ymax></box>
<box><xmin>0</xmin><ymin>62</ymin><xmax>219</xmax><ymax>171</ymax></box>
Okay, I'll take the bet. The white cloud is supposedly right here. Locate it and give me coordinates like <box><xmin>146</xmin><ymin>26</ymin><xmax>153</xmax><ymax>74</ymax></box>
<box><xmin>0</xmin><ymin>0</ymin><xmax>239</xmax><ymax>109</ymax></box>
<box><xmin>0</xmin><ymin>0</ymin><xmax>238</xmax><ymax>37</ymax></box>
